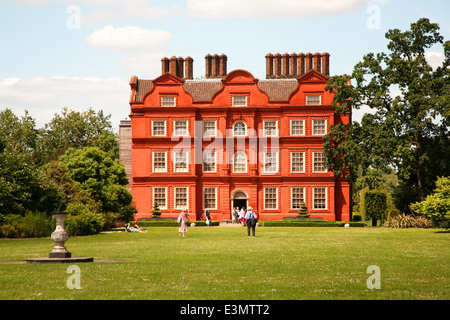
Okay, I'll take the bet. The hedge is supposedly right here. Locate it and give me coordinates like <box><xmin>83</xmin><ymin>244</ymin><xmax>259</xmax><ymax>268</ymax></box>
<box><xmin>133</xmin><ymin>220</ymin><xmax>220</xmax><ymax>227</ymax></box>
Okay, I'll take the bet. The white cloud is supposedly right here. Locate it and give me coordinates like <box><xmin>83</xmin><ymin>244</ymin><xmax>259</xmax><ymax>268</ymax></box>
<box><xmin>424</xmin><ymin>51</ymin><xmax>446</xmax><ymax>70</ymax></box>
<box><xmin>186</xmin><ymin>0</ymin><xmax>372</xmax><ymax>19</ymax></box>
<box><xmin>0</xmin><ymin>76</ymin><xmax>130</xmax><ymax>130</ymax></box>
<box><xmin>86</xmin><ymin>25</ymin><xmax>171</xmax><ymax>51</ymax></box>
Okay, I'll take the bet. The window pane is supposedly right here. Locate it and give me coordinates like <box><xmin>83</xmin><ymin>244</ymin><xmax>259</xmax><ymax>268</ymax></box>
<box><xmin>313</xmin><ymin>187</ymin><xmax>327</xmax><ymax>210</ymax></box>
<box><xmin>203</xmin><ymin>150</ymin><xmax>216</xmax><ymax>172</ymax></box>
<box><xmin>306</xmin><ymin>95</ymin><xmax>321</xmax><ymax>105</ymax></box>
<box><xmin>161</xmin><ymin>96</ymin><xmax>176</xmax><ymax>106</ymax></box>
<box><xmin>204</xmin><ymin>187</ymin><xmax>216</xmax><ymax>209</ymax></box>
<box><xmin>175</xmin><ymin>187</ymin><xmax>188</xmax><ymax>209</ymax></box>
<box><xmin>153</xmin><ymin>152</ymin><xmax>166</xmax><ymax>172</ymax></box>
<box><xmin>264</xmin><ymin>151</ymin><xmax>278</xmax><ymax>173</ymax></box>
<box><xmin>291</xmin><ymin>120</ymin><xmax>304</xmax><ymax>135</ymax></box>
<box><xmin>291</xmin><ymin>152</ymin><xmax>304</xmax><ymax>173</ymax></box>
<box><xmin>174</xmin><ymin>121</ymin><xmax>188</xmax><ymax>136</ymax></box>
<box><xmin>174</xmin><ymin>150</ymin><xmax>188</xmax><ymax>172</ymax></box>
<box><xmin>203</xmin><ymin>121</ymin><xmax>216</xmax><ymax>137</ymax></box>
<box><xmin>264</xmin><ymin>187</ymin><xmax>277</xmax><ymax>209</ymax></box>
<box><xmin>264</xmin><ymin>121</ymin><xmax>277</xmax><ymax>136</ymax></box>
<box><xmin>313</xmin><ymin>119</ymin><xmax>326</xmax><ymax>135</ymax></box>
<box><xmin>153</xmin><ymin>187</ymin><xmax>167</xmax><ymax>209</ymax></box>
<box><xmin>313</xmin><ymin>152</ymin><xmax>326</xmax><ymax>172</ymax></box>
<box><xmin>233</xmin><ymin>152</ymin><xmax>247</xmax><ymax>173</ymax></box>
<box><xmin>233</xmin><ymin>121</ymin><xmax>246</xmax><ymax>136</ymax></box>
<box><xmin>152</xmin><ymin>121</ymin><xmax>165</xmax><ymax>136</ymax></box>
<box><xmin>291</xmin><ymin>187</ymin><xmax>304</xmax><ymax>210</ymax></box>
<box><xmin>232</xmin><ymin>96</ymin><xmax>247</xmax><ymax>106</ymax></box>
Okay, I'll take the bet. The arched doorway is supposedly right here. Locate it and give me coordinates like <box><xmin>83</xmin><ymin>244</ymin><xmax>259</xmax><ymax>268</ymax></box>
<box><xmin>231</xmin><ymin>190</ymin><xmax>248</xmax><ymax>216</ymax></box>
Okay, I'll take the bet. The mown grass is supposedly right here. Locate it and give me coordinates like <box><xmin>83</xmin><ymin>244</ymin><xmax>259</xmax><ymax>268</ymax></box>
<box><xmin>0</xmin><ymin>226</ymin><xmax>448</xmax><ymax>300</ymax></box>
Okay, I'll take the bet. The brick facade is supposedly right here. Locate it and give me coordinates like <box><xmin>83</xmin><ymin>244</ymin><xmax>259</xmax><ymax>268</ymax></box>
<box><xmin>125</xmin><ymin>53</ymin><xmax>352</xmax><ymax>221</ymax></box>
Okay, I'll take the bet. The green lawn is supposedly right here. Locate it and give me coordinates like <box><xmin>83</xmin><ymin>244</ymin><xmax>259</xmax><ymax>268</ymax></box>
<box><xmin>0</xmin><ymin>226</ymin><xmax>448</xmax><ymax>300</ymax></box>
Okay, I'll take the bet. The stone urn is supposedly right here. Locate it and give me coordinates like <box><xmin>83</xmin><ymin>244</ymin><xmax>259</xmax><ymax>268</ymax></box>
<box><xmin>49</xmin><ymin>212</ymin><xmax>71</xmax><ymax>258</ymax></box>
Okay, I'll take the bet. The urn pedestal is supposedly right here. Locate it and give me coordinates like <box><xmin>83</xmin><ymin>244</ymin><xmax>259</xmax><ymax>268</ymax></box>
<box><xmin>49</xmin><ymin>212</ymin><xmax>71</xmax><ymax>258</ymax></box>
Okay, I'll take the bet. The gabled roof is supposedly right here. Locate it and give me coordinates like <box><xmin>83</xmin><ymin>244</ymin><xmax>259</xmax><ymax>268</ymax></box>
<box><xmin>131</xmin><ymin>69</ymin><xmax>328</xmax><ymax>103</ymax></box>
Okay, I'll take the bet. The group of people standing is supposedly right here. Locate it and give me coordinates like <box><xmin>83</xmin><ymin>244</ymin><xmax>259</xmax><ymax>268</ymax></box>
<box><xmin>233</xmin><ymin>206</ymin><xmax>258</xmax><ymax>237</ymax></box>
<box><xmin>176</xmin><ymin>206</ymin><xmax>258</xmax><ymax>238</ymax></box>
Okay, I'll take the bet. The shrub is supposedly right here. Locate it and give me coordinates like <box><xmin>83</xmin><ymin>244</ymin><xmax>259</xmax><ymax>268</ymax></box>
<box><xmin>0</xmin><ymin>212</ymin><xmax>54</xmax><ymax>238</ymax></box>
<box><xmin>151</xmin><ymin>201</ymin><xmax>162</xmax><ymax>217</ymax></box>
<box><xmin>297</xmin><ymin>203</ymin><xmax>310</xmax><ymax>217</ymax></box>
<box><xmin>361</xmin><ymin>189</ymin><xmax>387</xmax><ymax>226</ymax></box>
<box><xmin>65</xmin><ymin>201</ymin><xmax>105</xmax><ymax>236</ymax></box>
<box><xmin>410</xmin><ymin>176</ymin><xmax>450</xmax><ymax>228</ymax></box>
<box><xmin>383</xmin><ymin>213</ymin><xmax>432</xmax><ymax>228</ymax></box>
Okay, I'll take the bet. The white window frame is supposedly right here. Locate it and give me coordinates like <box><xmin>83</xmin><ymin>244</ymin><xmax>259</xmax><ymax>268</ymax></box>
<box><xmin>174</xmin><ymin>186</ymin><xmax>189</xmax><ymax>210</ymax></box>
<box><xmin>152</xmin><ymin>120</ymin><xmax>166</xmax><ymax>136</ymax></box>
<box><xmin>173</xmin><ymin>120</ymin><xmax>189</xmax><ymax>137</ymax></box>
<box><xmin>233</xmin><ymin>121</ymin><xmax>247</xmax><ymax>137</ymax></box>
<box><xmin>312</xmin><ymin>119</ymin><xmax>327</xmax><ymax>136</ymax></box>
<box><xmin>153</xmin><ymin>187</ymin><xmax>167</xmax><ymax>210</ymax></box>
<box><xmin>263</xmin><ymin>151</ymin><xmax>279</xmax><ymax>174</ymax></box>
<box><xmin>202</xmin><ymin>120</ymin><xmax>217</xmax><ymax>137</ymax></box>
<box><xmin>161</xmin><ymin>96</ymin><xmax>176</xmax><ymax>107</ymax></box>
<box><xmin>202</xmin><ymin>149</ymin><xmax>217</xmax><ymax>173</ymax></box>
<box><xmin>233</xmin><ymin>151</ymin><xmax>247</xmax><ymax>173</ymax></box>
<box><xmin>312</xmin><ymin>151</ymin><xmax>327</xmax><ymax>173</ymax></box>
<box><xmin>263</xmin><ymin>187</ymin><xmax>278</xmax><ymax>210</ymax></box>
<box><xmin>291</xmin><ymin>187</ymin><xmax>305</xmax><ymax>210</ymax></box>
<box><xmin>313</xmin><ymin>187</ymin><xmax>328</xmax><ymax>210</ymax></box>
<box><xmin>290</xmin><ymin>119</ymin><xmax>305</xmax><ymax>136</ymax></box>
<box><xmin>306</xmin><ymin>94</ymin><xmax>322</xmax><ymax>105</ymax></box>
<box><xmin>290</xmin><ymin>152</ymin><xmax>305</xmax><ymax>173</ymax></box>
<box><xmin>263</xmin><ymin>120</ymin><xmax>278</xmax><ymax>137</ymax></box>
<box><xmin>173</xmin><ymin>150</ymin><xmax>189</xmax><ymax>173</ymax></box>
<box><xmin>203</xmin><ymin>187</ymin><xmax>217</xmax><ymax>210</ymax></box>
<box><xmin>232</xmin><ymin>95</ymin><xmax>247</xmax><ymax>107</ymax></box>
<box><xmin>152</xmin><ymin>151</ymin><xmax>167</xmax><ymax>173</ymax></box>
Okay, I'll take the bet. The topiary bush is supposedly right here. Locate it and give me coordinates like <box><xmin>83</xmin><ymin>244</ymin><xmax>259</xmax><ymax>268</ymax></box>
<box><xmin>361</xmin><ymin>189</ymin><xmax>387</xmax><ymax>226</ymax></box>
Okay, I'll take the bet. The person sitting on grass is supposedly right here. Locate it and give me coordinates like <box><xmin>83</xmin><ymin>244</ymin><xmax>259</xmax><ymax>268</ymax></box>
<box><xmin>125</xmin><ymin>223</ymin><xmax>148</xmax><ymax>233</ymax></box>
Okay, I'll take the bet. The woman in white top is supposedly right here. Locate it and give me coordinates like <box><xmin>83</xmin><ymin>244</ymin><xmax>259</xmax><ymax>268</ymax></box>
<box><xmin>239</xmin><ymin>207</ymin><xmax>246</xmax><ymax>225</ymax></box>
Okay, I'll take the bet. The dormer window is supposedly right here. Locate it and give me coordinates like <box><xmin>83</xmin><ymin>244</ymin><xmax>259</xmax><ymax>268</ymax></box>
<box><xmin>306</xmin><ymin>94</ymin><xmax>321</xmax><ymax>105</ymax></box>
<box><xmin>232</xmin><ymin>95</ymin><xmax>247</xmax><ymax>107</ymax></box>
<box><xmin>161</xmin><ymin>96</ymin><xmax>176</xmax><ymax>107</ymax></box>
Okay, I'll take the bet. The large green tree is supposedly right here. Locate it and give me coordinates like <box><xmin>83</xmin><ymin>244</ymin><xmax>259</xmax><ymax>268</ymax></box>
<box><xmin>36</xmin><ymin>107</ymin><xmax>119</xmax><ymax>164</ymax></box>
<box><xmin>324</xmin><ymin>18</ymin><xmax>450</xmax><ymax>203</ymax></box>
<box><xmin>59</xmin><ymin>147</ymin><xmax>133</xmax><ymax>215</ymax></box>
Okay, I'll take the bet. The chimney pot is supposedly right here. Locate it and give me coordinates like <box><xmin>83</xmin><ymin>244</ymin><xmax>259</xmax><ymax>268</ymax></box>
<box><xmin>321</xmin><ymin>52</ymin><xmax>330</xmax><ymax>76</ymax></box>
<box><xmin>265</xmin><ymin>53</ymin><xmax>274</xmax><ymax>79</ymax></box>
<box><xmin>282</xmin><ymin>53</ymin><xmax>290</xmax><ymax>77</ymax></box>
<box><xmin>212</xmin><ymin>54</ymin><xmax>220</xmax><ymax>77</ymax></box>
<box><xmin>185</xmin><ymin>56</ymin><xmax>194</xmax><ymax>79</ymax></box>
<box><xmin>177</xmin><ymin>57</ymin><xmax>184</xmax><ymax>78</ymax></box>
<box><xmin>219</xmin><ymin>54</ymin><xmax>227</xmax><ymax>76</ymax></box>
<box><xmin>313</xmin><ymin>52</ymin><xmax>321</xmax><ymax>73</ymax></box>
<box><xmin>169</xmin><ymin>56</ymin><xmax>177</xmax><ymax>76</ymax></box>
<box><xmin>161</xmin><ymin>57</ymin><xmax>169</xmax><ymax>74</ymax></box>
<box><xmin>290</xmin><ymin>53</ymin><xmax>297</xmax><ymax>77</ymax></box>
<box><xmin>205</xmin><ymin>54</ymin><xmax>212</xmax><ymax>78</ymax></box>
<box><xmin>274</xmin><ymin>53</ymin><xmax>281</xmax><ymax>77</ymax></box>
<box><xmin>305</xmin><ymin>52</ymin><xmax>313</xmax><ymax>73</ymax></box>
<box><xmin>297</xmin><ymin>53</ymin><xmax>305</xmax><ymax>75</ymax></box>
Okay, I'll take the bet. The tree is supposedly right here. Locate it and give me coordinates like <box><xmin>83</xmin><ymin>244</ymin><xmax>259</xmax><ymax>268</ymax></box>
<box><xmin>36</xmin><ymin>107</ymin><xmax>119</xmax><ymax>164</ymax></box>
<box><xmin>152</xmin><ymin>201</ymin><xmax>162</xmax><ymax>217</ymax></box>
<box><xmin>297</xmin><ymin>202</ymin><xmax>309</xmax><ymax>217</ymax></box>
<box><xmin>324</xmin><ymin>18</ymin><xmax>450</xmax><ymax>203</ymax></box>
<box><xmin>59</xmin><ymin>147</ymin><xmax>133</xmax><ymax>215</ymax></box>
<box><xmin>361</xmin><ymin>189</ymin><xmax>388</xmax><ymax>226</ymax></box>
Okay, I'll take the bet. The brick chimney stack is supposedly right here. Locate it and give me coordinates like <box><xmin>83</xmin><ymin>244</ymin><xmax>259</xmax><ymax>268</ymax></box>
<box><xmin>264</xmin><ymin>52</ymin><xmax>330</xmax><ymax>79</ymax></box>
<box><xmin>321</xmin><ymin>52</ymin><xmax>330</xmax><ymax>76</ymax></box>
<box><xmin>313</xmin><ymin>52</ymin><xmax>321</xmax><ymax>73</ymax></box>
<box><xmin>185</xmin><ymin>56</ymin><xmax>194</xmax><ymax>80</ymax></box>
<box><xmin>205</xmin><ymin>53</ymin><xmax>228</xmax><ymax>78</ymax></box>
<box><xmin>161</xmin><ymin>56</ymin><xmax>194</xmax><ymax>79</ymax></box>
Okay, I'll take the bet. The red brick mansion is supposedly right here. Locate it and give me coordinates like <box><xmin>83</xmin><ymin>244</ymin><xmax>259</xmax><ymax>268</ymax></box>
<box><xmin>120</xmin><ymin>52</ymin><xmax>352</xmax><ymax>221</ymax></box>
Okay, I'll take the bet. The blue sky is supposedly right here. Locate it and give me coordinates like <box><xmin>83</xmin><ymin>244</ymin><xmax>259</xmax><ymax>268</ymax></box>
<box><xmin>0</xmin><ymin>0</ymin><xmax>449</xmax><ymax>130</ymax></box>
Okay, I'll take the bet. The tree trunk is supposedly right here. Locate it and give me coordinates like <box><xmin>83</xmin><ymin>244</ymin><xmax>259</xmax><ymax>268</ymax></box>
<box><xmin>415</xmin><ymin>140</ymin><xmax>426</xmax><ymax>201</ymax></box>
